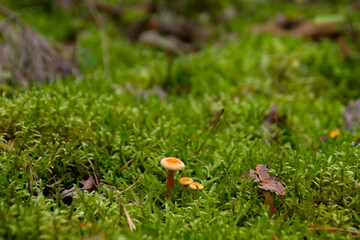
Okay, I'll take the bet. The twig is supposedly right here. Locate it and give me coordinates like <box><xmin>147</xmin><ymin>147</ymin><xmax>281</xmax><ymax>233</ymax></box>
<box><xmin>353</xmin><ymin>138</ymin><xmax>360</xmax><ymax>147</ymax></box>
<box><xmin>194</xmin><ymin>158</ymin><xmax>210</xmax><ymax>168</ymax></box>
<box><xmin>195</xmin><ymin>109</ymin><xmax>224</xmax><ymax>156</ymax></box>
<box><xmin>185</xmin><ymin>109</ymin><xmax>224</xmax><ymax>145</ymax></box>
<box><xmin>274</xmin><ymin>114</ymin><xmax>281</xmax><ymax>156</ymax></box>
<box><xmin>119</xmin><ymin>137</ymin><xmax>164</xmax><ymax>171</ymax></box>
<box><xmin>119</xmin><ymin>170</ymin><xmax>148</xmax><ymax>195</ymax></box>
<box><xmin>121</xmin><ymin>203</ymin><xmax>136</xmax><ymax>231</ymax></box>
<box><xmin>88</xmin><ymin>159</ymin><xmax>99</xmax><ymax>185</ymax></box>
<box><xmin>136</xmin><ymin>205</ymin><xmax>147</xmax><ymax>219</ymax></box>
<box><xmin>308</xmin><ymin>225</ymin><xmax>360</xmax><ymax>235</ymax></box>
<box><xmin>28</xmin><ymin>156</ymin><xmax>38</xmax><ymax>192</ymax></box>
<box><xmin>85</xmin><ymin>169</ymin><xmax>96</xmax><ymax>186</ymax></box>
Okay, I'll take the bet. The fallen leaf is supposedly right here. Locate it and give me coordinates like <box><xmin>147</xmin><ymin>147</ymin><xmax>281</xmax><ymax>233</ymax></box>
<box><xmin>275</xmin><ymin>13</ymin><xmax>302</xmax><ymax>30</ymax></box>
<box><xmin>256</xmin><ymin>164</ymin><xmax>272</xmax><ymax>181</ymax></box>
<box><xmin>61</xmin><ymin>170</ymin><xmax>147</xmax><ymax>203</ymax></box>
<box><xmin>126</xmin><ymin>11</ymin><xmax>211</xmax><ymax>53</ymax></box>
<box><xmin>221</xmin><ymin>6</ymin><xmax>238</xmax><ymax>22</ymax></box>
<box><xmin>60</xmin><ymin>176</ymin><xmax>96</xmax><ymax>199</ymax></box>
<box><xmin>80</xmin><ymin>177</ymin><xmax>96</xmax><ymax>192</ymax></box>
<box><xmin>138</xmin><ymin>30</ymin><xmax>196</xmax><ymax>54</ymax></box>
<box><xmin>60</xmin><ymin>186</ymin><xmax>78</xmax><ymax>199</ymax></box>
<box><xmin>138</xmin><ymin>30</ymin><xmax>182</xmax><ymax>54</ymax></box>
<box><xmin>258</xmin><ymin>179</ymin><xmax>286</xmax><ymax>196</ymax></box>
<box><xmin>249</xmin><ymin>169</ymin><xmax>261</xmax><ymax>183</ymax></box>
<box><xmin>293</xmin><ymin>22</ymin><xmax>340</xmax><ymax>41</ymax></box>
<box><xmin>251</xmin><ymin>14</ymin><xmax>343</xmax><ymax>42</ymax></box>
<box><xmin>148</xmin><ymin>15</ymin><xmax>202</xmax><ymax>43</ymax></box>
<box><xmin>244</xmin><ymin>164</ymin><xmax>286</xmax><ymax>196</ymax></box>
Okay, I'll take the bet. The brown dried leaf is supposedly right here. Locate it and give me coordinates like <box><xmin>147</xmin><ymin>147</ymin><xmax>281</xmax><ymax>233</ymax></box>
<box><xmin>148</xmin><ymin>14</ymin><xmax>203</xmax><ymax>43</ymax></box>
<box><xmin>123</xmin><ymin>82</ymin><xmax>167</xmax><ymax>100</ymax></box>
<box><xmin>255</xmin><ymin>165</ymin><xmax>271</xmax><ymax>181</ymax></box>
<box><xmin>60</xmin><ymin>177</ymin><xmax>96</xmax><ymax>199</ymax></box>
<box><xmin>60</xmin><ymin>186</ymin><xmax>78</xmax><ymax>198</ymax></box>
<box><xmin>292</xmin><ymin>22</ymin><xmax>340</xmax><ymax>41</ymax></box>
<box><xmin>255</xmin><ymin>164</ymin><xmax>286</xmax><ymax>196</ymax></box>
<box><xmin>259</xmin><ymin>179</ymin><xmax>286</xmax><ymax>196</ymax></box>
<box><xmin>249</xmin><ymin>169</ymin><xmax>261</xmax><ymax>183</ymax></box>
<box><xmin>80</xmin><ymin>177</ymin><xmax>96</xmax><ymax>192</ymax></box>
<box><xmin>251</xmin><ymin>14</ymin><xmax>342</xmax><ymax>42</ymax></box>
<box><xmin>138</xmin><ymin>30</ymin><xmax>195</xmax><ymax>54</ymax></box>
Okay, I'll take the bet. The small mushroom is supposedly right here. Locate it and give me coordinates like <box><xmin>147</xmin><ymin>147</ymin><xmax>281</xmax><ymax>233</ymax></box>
<box><xmin>330</xmin><ymin>130</ymin><xmax>340</xmax><ymax>138</ymax></box>
<box><xmin>189</xmin><ymin>182</ymin><xmax>204</xmax><ymax>200</ymax></box>
<box><xmin>161</xmin><ymin>157</ymin><xmax>185</xmax><ymax>198</ymax></box>
<box><xmin>179</xmin><ymin>177</ymin><xmax>193</xmax><ymax>192</ymax></box>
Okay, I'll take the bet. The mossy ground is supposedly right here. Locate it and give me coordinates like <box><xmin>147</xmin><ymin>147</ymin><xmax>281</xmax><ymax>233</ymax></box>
<box><xmin>0</xmin><ymin>0</ymin><xmax>360</xmax><ymax>239</ymax></box>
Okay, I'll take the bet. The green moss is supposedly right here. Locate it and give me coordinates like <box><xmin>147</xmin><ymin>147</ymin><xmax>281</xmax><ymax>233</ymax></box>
<box><xmin>0</xmin><ymin>0</ymin><xmax>359</xmax><ymax>239</ymax></box>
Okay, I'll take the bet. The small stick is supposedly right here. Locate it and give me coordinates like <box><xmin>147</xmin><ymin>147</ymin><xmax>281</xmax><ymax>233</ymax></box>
<box><xmin>88</xmin><ymin>160</ymin><xmax>99</xmax><ymax>185</ymax></box>
<box><xmin>119</xmin><ymin>170</ymin><xmax>147</xmax><ymax>195</ymax></box>
<box><xmin>274</xmin><ymin>114</ymin><xmax>281</xmax><ymax>156</ymax></box>
<box><xmin>353</xmin><ymin>138</ymin><xmax>360</xmax><ymax>147</ymax></box>
<box><xmin>185</xmin><ymin>109</ymin><xmax>224</xmax><ymax>145</ymax></box>
<box><xmin>194</xmin><ymin>158</ymin><xmax>210</xmax><ymax>168</ymax></box>
<box><xmin>121</xmin><ymin>203</ymin><xmax>136</xmax><ymax>232</ymax></box>
<box><xmin>308</xmin><ymin>225</ymin><xmax>360</xmax><ymax>235</ymax></box>
<box><xmin>119</xmin><ymin>137</ymin><xmax>164</xmax><ymax>171</ymax></box>
<box><xmin>28</xmin><ymin>156</ymin><xmax>38</xmax><ymax>192</ymax></box>
<box><xmin>195</xmin><ymin>110</ymin><xmax>223</xmax><ymax>156</ymax></box>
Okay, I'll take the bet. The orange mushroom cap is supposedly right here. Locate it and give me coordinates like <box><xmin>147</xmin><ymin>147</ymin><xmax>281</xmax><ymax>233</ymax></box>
<box><xmin>161</xmin><ymin>157</ymin><xmax>185</xmax><ymax>171</ymax></box>
<box><xmin>189</xmin><ymin>182</ymin><xmax>204</xmax><ymax>190</ymax></box>
<box><xmin>179</xmin><ymin>177</ymin><xmax>193</xmax><ymax>186</ymax></box>
<box><xmin>330</xmin><ymin>130</ymin><xmax>340</xmax><ymax>138</ymax></box>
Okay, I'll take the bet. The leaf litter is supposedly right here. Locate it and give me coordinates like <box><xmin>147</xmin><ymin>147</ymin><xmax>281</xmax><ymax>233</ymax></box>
<box><xmin>60</xmin><ymin>170</ymin><xmax>147</xmax><ymax>231</ymax></box>
<box><xmin>251</xmin><ymin>13</ymin><xmax>354</xmax><ymax>59</ymax></box>
<box><xmin>243</xmin><ymin>164</ymin><xmax>286</xmax><ymax>217</ymax></box>
<box><xmin>61</xmin><ymin>170</ymin><xmax>147</xmax><ymax>201</ymax></box>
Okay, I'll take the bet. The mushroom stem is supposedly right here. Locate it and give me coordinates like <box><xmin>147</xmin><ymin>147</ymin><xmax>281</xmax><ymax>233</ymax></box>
<box><xmin>183</xmin><ymin>186</ymin><xmax>188</xmax><ymax>197</ymax></box>
<box><xmin>166</xmin><ymin>170</ymin><xmax>175</xmax><ymax>198</ymax></box>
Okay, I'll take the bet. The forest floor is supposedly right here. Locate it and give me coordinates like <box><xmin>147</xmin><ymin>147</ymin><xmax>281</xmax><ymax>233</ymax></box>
<box><xmin>0</xmin><ymin>0</ymin><xmax>360</xmax><ymax>239</ymax></box>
